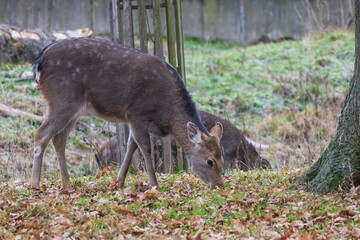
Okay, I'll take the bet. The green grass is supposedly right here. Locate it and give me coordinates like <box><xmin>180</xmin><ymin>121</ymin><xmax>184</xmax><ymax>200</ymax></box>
<box><xmin>185</xmin><ymin>30</ymin><xmax>354</xmax><ymax>124</ymax></box>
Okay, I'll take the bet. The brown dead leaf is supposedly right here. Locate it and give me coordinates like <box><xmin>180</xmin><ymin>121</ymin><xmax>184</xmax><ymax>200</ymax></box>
<box><xmin>232</xmin><ymin>219</ymin><xmax>245</xmax><ymax>233</ymax></box>
<box><xmin>281</xmin><ymin>227</ymin><xmax>294</xmax><ymax>240</ymax></box>
<box><xmin>272</xmin><ymin>185</ymin><xmax>286</xmax><ymax>193</ymax></box>
<box><xmin>171</xmin><ymin>219</ymin><xmax>183</xmax><ymax>227</ymax></box>
<box><xmin>19</xmin><ymin>219</ymin><xmax>40</xmax><ymax>229</ymax></box>
<box><xmin>262</xmin><ymin>230</ymin><xmax>281</xmax><ymax>239</ymax></box>
<box><xmin>59</xmin><ymin>189</ymin><xmax>70</xmax><ymax>195</ymax></box>
<box><xmin>291</xmin><ymin>220</ymin><xmax>305</xmax><ymax>228</ymax></box>
<box><xmin>114</xmin><ymin>206</ymin><xmax>131</xmax><ymax>215</ymax></box>
<box><xmin>246</xmin><ymin>198</ymin><xmax>259</xmax><ymax>204</ymax></box>
<box><xmin>336</xmin><ymin>210</ymin><xmax>357</xmax><ymax>218</ymax></box>
<box><xmin>57</xmin><ymin>206</ymin><xmax>70</xmax><ymax>214</ymax></box>
<box><xmin>123</xmin><ymin>213</ymin><xmax>137</xmax><ymax>225</ymax></box>
<box><xmin>0</xmin><ymin>219</ymin><xmax>7</xmax><ymax>226</ymax></box>
<box><xmin>190</xmin><ymin>215</ymin><xmax>205</xmax><ymax>227</ymax></box>
<box><xmin>109</xmin><ymin>180</ymin><xmax>117</xmax><ymax>189</ymax></box>
<box><xmin>50</xmin><ymin>215</ymin><xmax>72</xmax><ymax>227</ymax></box>
<box><xmin>238</xmin><ymin>185</ymin><xmax>248</xmax><ymax>192</ymax></box>
<box><xmin>218</xmin><ymin>189</ymin><xmax>231</xmax><ymax>197</ymax></box>
<box><xmin>273</xmin><ymin>217</ymin><xmax>288</xmax><ymax>223</ymax></box>
<box><xmin>144</xmin><ymin>186</ymin><xmax>159</xmax><ymax>199</ymax></box>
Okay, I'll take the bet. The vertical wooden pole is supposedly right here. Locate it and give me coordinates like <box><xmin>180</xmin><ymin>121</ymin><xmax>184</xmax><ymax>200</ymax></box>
<box><xmin>163</xmin><ymin>0</ymin><xmax>176</xmax><ymax>174</ymax></box>
<box><xmin>110</xmin><ymin>0</ymin><xmax>119</xmax><ymax>43</ymax></box>
<box><xmin>152</xmin><ymin>0</ymin><xmax>165</xmax><ymax>172</ymax></box>
<box><xmin>122</xmin><ymin>0</ymin><xmax>143</xmax><ymax>171</ymax></box>
<box><xmin>138</xmin><ymin>0</ymin><xmax>157</xmax><ymax>171</ymax></box>
<box><xmin>123</xmin><ymin>0</ymin><xmax>134</xmax><ymax>47</ymax></box>
<box><xmin>174</xmin><ymin>0</ymin><xmax>186</xmax><ymax>171</ymax></box>
<box><xmin>165</xmin><ymin>0</ymin><xmax>176</xmax><ymax>65</ymax></box>
<box><xmin>174</xmin><ymin>0</ymin><xmax>186</xmax><ymax>82</ymax></box>
<box><xmin>152</xmin><ymin>0</ymin><xmax>164</xmax><ymax>58</ymax></box>
<box><xmin>110</xmin><ymin>0</ymin><xmax>127</xmax><ymax>168</ymax></box>
<box><xmin>138</xmin><ymin>0</ymin><xmax>148</xmax><ymax>52</ymax></box>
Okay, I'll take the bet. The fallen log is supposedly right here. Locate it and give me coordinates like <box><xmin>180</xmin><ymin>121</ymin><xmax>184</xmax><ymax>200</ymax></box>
<box><xmin>0</xmin><ymin>103</ymin><xmax>95</xmax><ymax>136</ymax></box>
<box><xmin>0</xmin><ymin>24</ymin><xmax>92</xmax><ymax>63</ymax></box>
<box><xmin>0</xmin><ymin>102</ymin><xmax>43</xmax><ymax>124</ymax></box>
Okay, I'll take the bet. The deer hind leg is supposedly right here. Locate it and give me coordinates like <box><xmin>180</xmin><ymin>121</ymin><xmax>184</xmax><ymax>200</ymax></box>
<box><xmin>117</xmin><ymin>132</ymin><xmax>138</xmax><ymax>188</ymax></box>
<box><xmin>31</xmin><ymin>107</ymin><xmax>81</xmax><ymax>189</ymax></box>
<box><xmin>51</xmin><ymin>117</ymin><xmax>79</xmax><ymax>190</ymax></box>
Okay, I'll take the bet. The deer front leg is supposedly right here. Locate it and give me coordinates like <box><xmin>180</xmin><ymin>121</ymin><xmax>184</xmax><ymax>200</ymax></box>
<box><xmin>138</xmin><ymin>139</ymin><xmax>158</xmax><ymax>187</ymax></box>
<box><xmin>129</xmin><ymin>125</ymin><xmax>158</xmax><ymax>187</ymax></box>
<box><xmin>117</xmin><ymin>133</ymin><xmax>138</xmax><ymax>187</ymax></box>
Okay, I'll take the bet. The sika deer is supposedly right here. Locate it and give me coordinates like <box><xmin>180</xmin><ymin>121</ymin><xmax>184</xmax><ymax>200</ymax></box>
<box><xmin>198</xmin><ymin>111</ymin><xmax>271</xmax><ymax>171</ymax></box>
<box><xmin>31</xmin><ymin>37</ymin><xmax>224</xmax><ymax>190</ymax></box>
<box><xmin>96</xmin><ymin>111</ymin><xmax>271</xmax><ymax>172</ymax></box>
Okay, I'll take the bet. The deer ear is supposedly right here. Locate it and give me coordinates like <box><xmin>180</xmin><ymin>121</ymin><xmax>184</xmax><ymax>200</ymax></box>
<box><xmin>210</xmin><ymin>122</ymin><xmax>223</xmax><ymax>141</ymax></box>
<box><xmin>187</xmin><ymin>122</ymin><xmax>203</xmax><ymax>144</ymax></box>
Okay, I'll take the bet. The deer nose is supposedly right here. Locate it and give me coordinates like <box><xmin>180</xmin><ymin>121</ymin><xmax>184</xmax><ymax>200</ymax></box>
<box><xmin>213</xmin><ymin>179</ymin><xmax>223</xmax><ymax>188</ymax></box>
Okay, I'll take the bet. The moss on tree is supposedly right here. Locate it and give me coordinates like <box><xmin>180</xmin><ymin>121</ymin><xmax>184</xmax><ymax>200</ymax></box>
<box><xmin>300</xmin><ymin>3</ymin><xmax>360</xmax><ymax>193</ymax></box>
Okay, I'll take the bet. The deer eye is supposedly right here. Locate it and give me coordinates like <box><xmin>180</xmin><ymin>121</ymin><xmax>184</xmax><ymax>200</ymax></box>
<box><xmin>207</xmin><ymin>159</ymin><xmax>214</xmax><ymax>167</ymax></box>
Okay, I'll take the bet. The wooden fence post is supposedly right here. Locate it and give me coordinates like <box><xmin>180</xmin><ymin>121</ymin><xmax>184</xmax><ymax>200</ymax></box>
<box><xmin>138</xmin><ymin>0</ymin><xmax>148</xmax><ymax>53</ymax></box>
<box><xmin>109</xmin><ymin>0</ymin><xmax>128</xmax><ymax>169</ymax></box>
<box><xmin>163</xmin><ymin>0</ymin><xmax>177</xmax><ymax>174</ymax></box>
<box><xmin>174</xmin><ymin>0</ymin><xmax>187</xmax><ymax>171</ymax></box>
<box><xmin>174</xmin><ymin>0</ymin><xmax>186</xmax><ymax>82</ymax></box>
<box><xmin>152</xmin><ymin>0</ymin><xmax>164</xmax><ymax>59</ymax></box>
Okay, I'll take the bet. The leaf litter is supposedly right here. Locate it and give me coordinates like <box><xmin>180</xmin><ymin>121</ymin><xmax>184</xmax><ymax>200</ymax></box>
<box><xmin>0</xmin><ymin>167</ymin><xmax>359</xmax><ymax>239</ymax></box>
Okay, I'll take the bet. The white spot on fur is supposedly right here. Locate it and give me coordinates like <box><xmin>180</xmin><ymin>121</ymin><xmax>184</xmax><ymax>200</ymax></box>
<box><xmin>34</xmin><ymin>146</ymin><xmax>41</xmax><ymax>157</ymax></box>
<box><xmin>75</xmin><ymin>42</ymin><xmax>81</xmax><ymax>49</ymax></box>
<box><xmin>82</xmin><ymin>74</ymin><xmax>88</xmax><ymax>83</ymax></box>
<box><xmin>56</xmin><ymin>59</ymin><xmax>61</xmax><ymax>65</ymax></box>
<box><xmin>67</xmin><ymin>62</ymin><xmax>72</xmax><ymax>68</ymax></box>
<box><xmin>76</xmin><ymin>67</ymin><xmax>80</xmax><ymax>73</ymax></box>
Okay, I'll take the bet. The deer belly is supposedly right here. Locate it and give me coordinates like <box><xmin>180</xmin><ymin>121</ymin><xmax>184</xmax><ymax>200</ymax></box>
<box><xmin>82</xmin><ymin>101</ymin><xmax>127</xmax><ymax>123</ymax></box>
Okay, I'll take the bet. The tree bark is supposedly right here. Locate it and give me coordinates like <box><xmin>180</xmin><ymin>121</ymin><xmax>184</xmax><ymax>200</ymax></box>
<box><xmin>300</xmin><ymin>0</ymin><xmax>360</xmax><ymax>193</ymax></box>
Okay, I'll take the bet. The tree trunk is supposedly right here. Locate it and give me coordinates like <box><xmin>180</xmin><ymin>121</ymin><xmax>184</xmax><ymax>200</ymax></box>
<box><xmin>300</xmin><ymin>0</ymin><xmax>360</xmax><ymax>193</ymax></box>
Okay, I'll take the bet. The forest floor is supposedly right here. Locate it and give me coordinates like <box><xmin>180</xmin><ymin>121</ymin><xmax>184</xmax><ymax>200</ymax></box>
<box><xmin>0</xmin><ymin>30</ymin><xmax>359</xmax><ymax>239</ymax></box>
